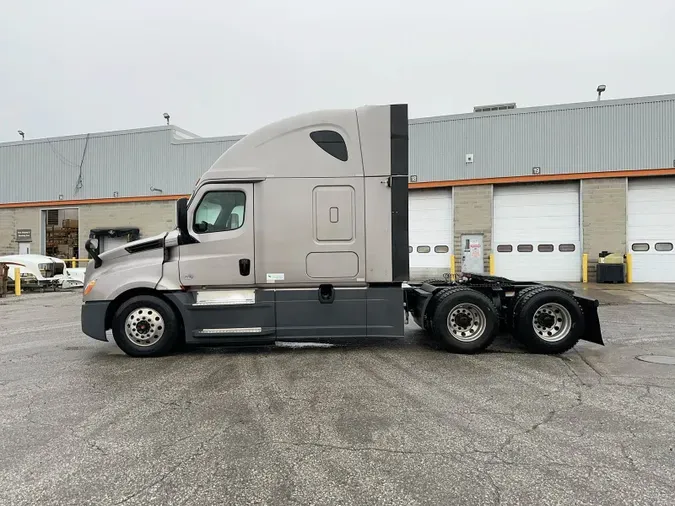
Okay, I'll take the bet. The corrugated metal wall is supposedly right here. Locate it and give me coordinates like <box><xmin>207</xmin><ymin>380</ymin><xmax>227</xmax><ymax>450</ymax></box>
<box><xmin>0</xmin><ymin>128</ymin><xmax>240</xmax><ymax>203</ymax></box>
<box><xmin>2</xmin><ymin>94</ymin><xmax>674</xmax><ymax>204</ymax></box>
<box><xmin>410</xmin><ymin>94</ymin><xmax>675</xmax><ymax>182</ymax></box>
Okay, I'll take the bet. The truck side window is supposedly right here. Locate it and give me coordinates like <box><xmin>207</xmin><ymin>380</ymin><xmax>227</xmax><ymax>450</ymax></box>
<box><xmin>193</xmin><ymin>191</ymin><xmax>246</xmax><ymax>234</ymax></box>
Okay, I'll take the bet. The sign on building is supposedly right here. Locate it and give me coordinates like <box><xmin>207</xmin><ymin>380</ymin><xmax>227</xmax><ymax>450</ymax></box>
<box><xmin>16</xmin><ymin>229</ymin><xmax>32</xmax><ymax>242</ymax></box>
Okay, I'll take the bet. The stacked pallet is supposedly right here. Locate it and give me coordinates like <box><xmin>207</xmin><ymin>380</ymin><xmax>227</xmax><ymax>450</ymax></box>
<box><xmin>45</xmin><ymin>219</ymin><xmax>79</xmax><ymax>258</ymax></box>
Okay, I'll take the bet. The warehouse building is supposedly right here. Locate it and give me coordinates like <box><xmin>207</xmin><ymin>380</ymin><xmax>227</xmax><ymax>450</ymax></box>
<box><xmin>1</xmin><ymin>93</ymin><xmax>674</xmax><ymax>283</ymax></box>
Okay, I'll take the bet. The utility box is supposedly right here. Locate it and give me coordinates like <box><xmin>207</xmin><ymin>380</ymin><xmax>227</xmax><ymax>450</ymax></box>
<box><xmin>597</xmin><ymin>251</ymin><xmax>625</xmax><ymax>283</ymax></box>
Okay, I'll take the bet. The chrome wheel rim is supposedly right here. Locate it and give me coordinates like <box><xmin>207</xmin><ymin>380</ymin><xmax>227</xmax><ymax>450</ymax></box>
<box><xmin>446</xmin><ymin>303</ymin><xmax>487</xmax><ymax>342</ymax></box>
<box><xmin>532</xmin><ymin>303</ymin><xmax>572</xmax><ymax>342</ymax></box>
<box><xmin>124</xmin><ymin>307</ymin><xmax>165</xmax><ymax>347</ymax></box>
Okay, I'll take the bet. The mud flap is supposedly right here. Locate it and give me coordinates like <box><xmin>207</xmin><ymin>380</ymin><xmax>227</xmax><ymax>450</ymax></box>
<box><xmin>575</xmin><ymin>295</ymin><xmax>604</xmax><ymax>345</ymax></box>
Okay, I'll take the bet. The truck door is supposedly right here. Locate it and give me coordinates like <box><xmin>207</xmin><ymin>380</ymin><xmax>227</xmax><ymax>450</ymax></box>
<box><xmin>178</xmin><ymin>183</ymin><xmax>255</xmax><ymax>287</ymax></box>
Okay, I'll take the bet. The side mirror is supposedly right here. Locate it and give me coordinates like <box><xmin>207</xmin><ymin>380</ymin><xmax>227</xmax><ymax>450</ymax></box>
<box><xmin>84</xmin><ymin>238</ymin><xmax>102</xmax><ymax>268</ymax></box>
<box><xmin>177</xmin><ymin>197</ymin><xmax>189</xmax><ymax>236</ymax></box>
<box><xmin>176</xmin><ymin>197</ymin><xmax>199</xmax><ymax>245</ymax></box>
<box><xmin>195</xmin><ymin>221</ymin><xmax>208</xmax><ymax>233</ymax></box>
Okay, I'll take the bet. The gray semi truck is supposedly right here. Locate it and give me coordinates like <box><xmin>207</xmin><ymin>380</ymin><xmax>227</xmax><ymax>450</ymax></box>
<box><xmin>80</xmin><ymin>103</ymin><xmax>604</xmax><ymax>357</ymax></box>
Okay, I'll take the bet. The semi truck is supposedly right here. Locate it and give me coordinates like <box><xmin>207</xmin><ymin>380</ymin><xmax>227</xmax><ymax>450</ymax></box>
<box><xmin>80</xmin><ymin>103</ymin><xmax>604</xmax><ymax>357</ymax></box>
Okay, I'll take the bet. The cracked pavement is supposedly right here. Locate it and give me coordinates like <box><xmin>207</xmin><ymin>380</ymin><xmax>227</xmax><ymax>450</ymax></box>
<box><xmin>1</xmin><ymin>290</ymin><xmax>674</xmax><ymax>505</ymax></box>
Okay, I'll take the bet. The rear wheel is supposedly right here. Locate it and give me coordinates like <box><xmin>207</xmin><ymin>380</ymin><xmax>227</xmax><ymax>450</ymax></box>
<box><xmin>512</xmin><ymin>287</ymin><xmax>585</xmax><ymax>354</ymax></box>
<box><xmin>509</xmin><ymin>285</ymin><xmax>544</xmax><ymax>332</ymax></box>
<box><xmin>430</xmin><ymin>287</ymin><xmax>499</xmax><ymax>353</ymax></box>
<box><xmin>111</xmin><ymin>295</ymin><xmax>181</xmax><ymax>357</ymax></box>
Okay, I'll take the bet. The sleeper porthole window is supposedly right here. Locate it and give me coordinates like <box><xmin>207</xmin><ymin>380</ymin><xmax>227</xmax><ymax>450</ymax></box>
<box><xmin>310</xmin><ymin>130</ymin><xmax>348</xmax><ymax>162</ymax></box>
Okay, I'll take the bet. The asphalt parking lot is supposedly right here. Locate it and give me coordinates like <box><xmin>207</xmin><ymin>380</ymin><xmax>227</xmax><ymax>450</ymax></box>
<box><xmin>1</xmin><ymin>287</ymin><xmax>674</xmax><ymax>505</ymax></box>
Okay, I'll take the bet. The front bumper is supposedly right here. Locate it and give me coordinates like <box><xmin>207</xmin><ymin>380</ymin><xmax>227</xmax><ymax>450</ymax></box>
<box><xmin>81</xmin><ymin>301</ymin><xmax>111</xmax><ymax>342</ymax></box>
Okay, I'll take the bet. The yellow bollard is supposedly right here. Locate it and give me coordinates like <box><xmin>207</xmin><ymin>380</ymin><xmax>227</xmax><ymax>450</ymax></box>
<box><xmin>71</xmin><ymin>257</ymin><xmax>77</xmax><ymax>268</ymax></box>
<box><xmin>14</xmin><ymin>267</ymin><xmax>21</xmax><ymax>296</ymax></box>
<box><xmin>450</xmin><ymin>254</ymin><xmax>456</xmax><ymax>280</ymax></box>
<box><xmin>582</xmin><ymin>253</ymin><xmax>588</xmax><ymax>283</ymax></box>
<box><xmin>489</xmin><ymin>254</ymin><xmax>495</xmax><ymax>275</ymax></box>
<box><xmin>626</xmin><ymin>253</ymin><xmax>632</xmax><ymax>283</ymax></box>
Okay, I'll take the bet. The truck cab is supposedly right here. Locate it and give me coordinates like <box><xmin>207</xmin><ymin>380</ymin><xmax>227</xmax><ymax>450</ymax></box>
<box><xmin>81</xmin><ymin>104</ymin><xmax>412</xmax><ymax>356</ymax></box>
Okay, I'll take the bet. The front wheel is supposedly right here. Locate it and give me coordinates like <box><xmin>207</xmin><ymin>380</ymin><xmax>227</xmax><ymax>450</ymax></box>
<box><xmin>111</xmin><ymin>295</ymin><xmax>181</xmax><ymax>357</ymax></box>
<box><xmin>430</xmin><ymin>287</ymin><xmax>499</xmax><ymax>353</ymax></box>
<box><xmin>512</xmin><ymin>287</ymin><xmax>585</xmax><ymax>354</ymax></box>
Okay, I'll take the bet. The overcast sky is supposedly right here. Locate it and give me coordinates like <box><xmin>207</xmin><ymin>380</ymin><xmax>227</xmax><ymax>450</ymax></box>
<box><xmin>1</xmin><ymin>0</ymin><xmax>674</xmax><ymax>142</ymax></box>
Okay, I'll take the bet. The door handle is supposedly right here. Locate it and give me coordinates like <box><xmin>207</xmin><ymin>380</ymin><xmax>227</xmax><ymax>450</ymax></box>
<box><xmin>239</xmin><ymin>259</ymin><xmax>251</xmax><ymax>276</ymax></box>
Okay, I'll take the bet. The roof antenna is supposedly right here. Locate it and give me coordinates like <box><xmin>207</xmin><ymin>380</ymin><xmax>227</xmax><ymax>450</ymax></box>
<box><xmin>18</xmin><ymin>130</ymin><xmax>24</xmax><ymax>140</ymax></box>
<box><xmin>163</xmin><ymin>112</ymin><xmax>170</xmax><ymax>125</ymax></box>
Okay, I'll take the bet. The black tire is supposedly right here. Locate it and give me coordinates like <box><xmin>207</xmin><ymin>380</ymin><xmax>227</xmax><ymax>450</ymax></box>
<box><xmin>111</xmin><ymin>295</ymin><xmax>181</xmax><ymax>357</ymax></box>
<box><xmin>512</xmin><ymin>287</ymin><xmax>585</xmax><ymax>354</ymax></box>
<box><xmin>422</xmin><ymin>285</ymin><xmax>451</xmax><ymax>334</ymax></box>
<box><xmin>429</xmin><ymin>287</ymin><xmax>499</xmax><ymax>353</ymax></box>
<box><xmin>508</xmin><ymin>285</ymin><xmax>546</xmax><ymax>332</ymax></box>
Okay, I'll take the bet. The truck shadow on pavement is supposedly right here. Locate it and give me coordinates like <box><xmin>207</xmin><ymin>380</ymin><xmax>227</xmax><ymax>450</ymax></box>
<box><xmin>149</xmin><ymin>330</ymin><xmax>533</xmax><ymax>358</ymax></box>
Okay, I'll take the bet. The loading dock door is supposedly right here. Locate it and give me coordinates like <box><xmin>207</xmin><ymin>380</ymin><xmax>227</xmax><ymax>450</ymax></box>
<box><xmin>408</xmin><ymin>189</ymin><xmax>453</xmax><ymax>279</ymax></box>
<box><xmin>627</xmin><ymin>177</ymin><xmax>675</xmax><ymax>283</ymax></box>
<box><xmin>493</xmin><ymin>183</ymin><xmax>581</xmax><ymax>282</ymax></box>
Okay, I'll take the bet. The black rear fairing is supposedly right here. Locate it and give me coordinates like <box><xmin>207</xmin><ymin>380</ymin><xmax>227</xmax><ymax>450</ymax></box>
<box><xmin>390</xmin><ymin>104</ymin><xmax>409</xmax><ymax>282</ymax></box>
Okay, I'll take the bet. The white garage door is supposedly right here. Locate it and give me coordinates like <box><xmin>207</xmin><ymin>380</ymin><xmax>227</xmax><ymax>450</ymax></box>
<box><xmin>409</xmin><ymin>189</ymin><xmax>453</xmax><ymax>280</ymax></box>
<box><xmin>493</xmin><ymin>183</ymin><xmax>581</xmax><ymax>281</ymax></box>
<box><xmin>627</xmin><ymin>177</ymin><xmax>675</xmax><ymax>283</ymax></box>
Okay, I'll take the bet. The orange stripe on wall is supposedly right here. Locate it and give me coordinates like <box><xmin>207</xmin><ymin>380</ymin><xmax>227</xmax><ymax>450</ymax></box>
<box><xmin>0</xmin><ymin>194</ymin><xmax>190</xmax><ymax>209</ymax></box>
<box><xmin>409</xmin><ymin>167</ymin><xmax>675</xmax><ymax>189</ymax></box>
<box><xmin>1</xmin><ymin>167</ymin><xmax>674</xmax><ymax>209</ymax></box>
